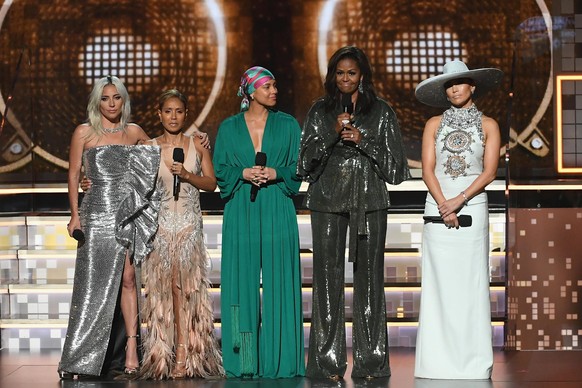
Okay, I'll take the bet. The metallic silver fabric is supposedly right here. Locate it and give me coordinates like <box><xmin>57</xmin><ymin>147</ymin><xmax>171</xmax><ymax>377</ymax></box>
<box><xmin>59</xmin><ymin>145</ymin><xmax>160</xmax><ymax>376</ymax></box>
<box><xmin>298</xmin><ymin>97</ymin><xmax>410</xmax><ymax>262</ymax></box>
<box><xmin>297</xmin><ymin>98</ymin><xmax>410</xmax><ymax>379</ymax></box>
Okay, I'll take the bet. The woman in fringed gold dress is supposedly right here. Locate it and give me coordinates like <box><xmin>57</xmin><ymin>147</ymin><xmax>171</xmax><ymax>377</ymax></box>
<box><xmin>139</xmin><ymin>89</ymin><xmax>224</xmax><ymax>380</ymax></box>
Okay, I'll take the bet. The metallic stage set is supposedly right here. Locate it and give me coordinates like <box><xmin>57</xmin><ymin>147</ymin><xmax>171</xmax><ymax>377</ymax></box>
<box><xmin>1</xmin><ymin>0</ymin><xmax>582</xmax><ymax>387</ymax></box>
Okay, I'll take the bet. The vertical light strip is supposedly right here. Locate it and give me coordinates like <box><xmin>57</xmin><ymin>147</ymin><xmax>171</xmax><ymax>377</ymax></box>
<box><xmin>317</xmin><ymin>0</ymin><xmax>339</xmax><ymax>81</ymax></box>
<box><xmin>556</xmin><ymin>75</ymin><xmax>582</xmax><ymax>173</ymax></box>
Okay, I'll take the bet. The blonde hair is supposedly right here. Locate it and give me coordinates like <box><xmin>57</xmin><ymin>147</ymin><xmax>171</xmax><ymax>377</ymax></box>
<box><xmin>86</xmin><ymin>75</ymin><xmax>131</xmax><ymax>136</ymax></box>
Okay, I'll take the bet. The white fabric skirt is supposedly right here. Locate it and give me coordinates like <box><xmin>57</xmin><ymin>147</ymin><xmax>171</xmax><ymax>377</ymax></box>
<box><xmin>414</xmin><ymin>199</ymin><xmax>493</xmax><ymax>379</ymax></box>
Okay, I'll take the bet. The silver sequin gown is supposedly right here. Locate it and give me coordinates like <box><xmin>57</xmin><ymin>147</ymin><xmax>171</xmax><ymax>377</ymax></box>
<box><xmin>59</xmin><ymin>144</ymin><xmax>161</xmax><ymax>376</ymax></box>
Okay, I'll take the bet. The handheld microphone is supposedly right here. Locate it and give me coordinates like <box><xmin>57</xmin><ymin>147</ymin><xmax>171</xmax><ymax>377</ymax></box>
<box><xmin>341</xmin><ymin>92</ymin><xmax>354</xmax><ymax>116</ymax></box>
<box><xmin>423</xmin><ymin>215</ymin><xmax>472</xmax><ymax>227</ymax></box>
<box><xmin>72</xmin><ymin>229</ymin><xmax>85</xmax><ymax>242</ymax></box>
<box><xmin>172</xmin><ymin>148</ymin><xmax>184</xmax><ymax>201</ymax></box>
<box><xmin>250</xmin><ymin>152</ymin><xmax>267</xmax><ymax>202</ymax></box>
<box><xmin>341</xmin><ymin>93</ymin><xmax>355</xmax><ymax>146</ymax></box>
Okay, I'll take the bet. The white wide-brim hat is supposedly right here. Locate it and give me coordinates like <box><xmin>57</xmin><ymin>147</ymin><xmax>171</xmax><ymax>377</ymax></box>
<box><xmin>415</xmin><ymin>60</ymin><xmax>504</xmax><ymax>108</ymax></box>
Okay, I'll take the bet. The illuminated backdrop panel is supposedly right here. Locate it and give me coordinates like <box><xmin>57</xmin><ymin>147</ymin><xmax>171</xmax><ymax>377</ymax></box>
<box><xmin>0</xmin><ymin>0</ymin><xmax>564</xmax><ymax>181</ymax></box>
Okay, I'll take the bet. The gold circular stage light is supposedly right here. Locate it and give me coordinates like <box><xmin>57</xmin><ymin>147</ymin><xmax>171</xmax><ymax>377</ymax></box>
<box><xmin>318</xmin><ymin>0</ymin><xmax>553</xmax><ymax>167</ymax></box>
<box><xmin>0</xmin><ymin>0</ymin><xmax>226</xmax><ymax>175</ymax></box>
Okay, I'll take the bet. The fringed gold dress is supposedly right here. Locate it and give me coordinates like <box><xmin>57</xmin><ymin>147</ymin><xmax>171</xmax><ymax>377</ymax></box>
<box><xmin>139</xmin><ymin>137</ymin><xmax>224</xmax><ymax>379</ymax></box>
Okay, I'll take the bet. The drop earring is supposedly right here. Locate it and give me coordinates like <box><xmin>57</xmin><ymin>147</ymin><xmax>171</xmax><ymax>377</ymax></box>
<box><xmin>358</xmin><ymin>81</ymin><xmax>363</xmax><ymax>93</ymax></box>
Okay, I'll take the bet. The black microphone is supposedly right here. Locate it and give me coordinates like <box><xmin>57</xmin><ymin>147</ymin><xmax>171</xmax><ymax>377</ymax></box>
<box><xmin>172</xmin><ymin>148</ymin><xmax>184</xmax><ymax>201</ymax></box>
<box><xmin>341</xmin><ymin>93</ymin><xmax>355</xmax><ymax>146</ymax></box>
<box><xmin>423</xmin><ymin>215</ymin><xmax>472</xmax><ymax>227</ymax></box>
<box><xmin>250</xmin><ymin>152</ymin><xmax>267</xmax><ymax>202</ymax></box>
<box><xmin>341</xmin><ymin>92</ymin><xmax>354</xmax><ymax>116</ymax></box>
<box><xmin>72</xmin><ymin>229</ymin><xmax>85</xmax><ymax>242</ymax></box>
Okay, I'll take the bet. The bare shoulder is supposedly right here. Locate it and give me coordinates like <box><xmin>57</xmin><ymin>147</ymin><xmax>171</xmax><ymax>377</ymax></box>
<box><xmin>73</xmin><ymin>123</ymin><xmax>92</xmax><ymax>136</ymax></box>
<box><xmin>125</xmin><ymin>123</ymin><xmax>144</xmax><ymax>134</ymax></box>
<box><xmin>424</xmin><ymin>115</ymin><xmax>442</xmax><ymax>132</ymax></box>
<box><xmin>481</xmin><ymin>115</ymin><xmax>500</xmax><ymax>132</ymax></box>
<box><xmin>71</xmin><ymin>124</ymin><xmax>95</xmax><ymax>146</ymax></box>
<box><xmin>126</xmin><ymin>123</ymin><xmax>150</xmax><ymax>144</ymax></box>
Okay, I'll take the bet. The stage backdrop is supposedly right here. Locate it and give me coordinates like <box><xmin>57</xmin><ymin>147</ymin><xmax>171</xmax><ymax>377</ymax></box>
<box><xmin>0</xmin><ymin>0</ymin><xmax>561</xmax><ymax>182</ymax></box>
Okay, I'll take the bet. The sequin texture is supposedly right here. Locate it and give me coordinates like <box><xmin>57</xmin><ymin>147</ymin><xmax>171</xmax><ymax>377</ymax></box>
<box><xmin>59</xmin><ymin>145</ymin><xmax>160</xmax><ymax>376</ymax></box>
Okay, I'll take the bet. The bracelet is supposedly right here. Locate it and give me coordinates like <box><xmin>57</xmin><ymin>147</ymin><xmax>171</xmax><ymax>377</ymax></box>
<box><xmin>461</xmin><ymin>191</ymin><xmax>468</xmax><ymax>205</ymax></box>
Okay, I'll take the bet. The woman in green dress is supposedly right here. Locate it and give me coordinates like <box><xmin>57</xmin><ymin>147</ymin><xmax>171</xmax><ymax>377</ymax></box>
<box><xmin>213</xmin><ymin>66</ymin><xmax>305</xmax><ymax>378</ymax></box>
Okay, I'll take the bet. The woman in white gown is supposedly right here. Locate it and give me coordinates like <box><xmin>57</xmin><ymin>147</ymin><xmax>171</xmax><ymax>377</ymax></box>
<box><xmin>414</xmin><ymin>60</ymin><xmax>503</xmax><ymax>379</ymax></box>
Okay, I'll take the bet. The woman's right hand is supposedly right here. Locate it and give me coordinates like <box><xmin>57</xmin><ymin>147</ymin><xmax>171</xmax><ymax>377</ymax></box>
<box><xmin>336</xmin><ymin>112</ymin><xmax>352</xmax><ymax>134</ymax></box>
<box><xmin>243</xmin><ymin>167</ymin><xmax>264</xmax><ymax>187</ymax></box>
<box><xmin>67</xmin><ymin>214</ymin><xmax>81</xmax><ymax>237</ymax></box>
<box><xmin>443</xmin><ymin>213</ymin><xmax>459</xmax><ymax>229</ymax></box>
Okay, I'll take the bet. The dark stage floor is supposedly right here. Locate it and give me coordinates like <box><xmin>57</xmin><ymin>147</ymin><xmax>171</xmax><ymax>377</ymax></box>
<box><xmin>2</xmin><ymin>347</ymin><xmax>582</xmax><ymax>388</ymax></box>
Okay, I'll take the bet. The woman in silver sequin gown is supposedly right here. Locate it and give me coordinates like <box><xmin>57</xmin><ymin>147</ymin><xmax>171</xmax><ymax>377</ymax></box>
<box><xmin>414</xmin><ymin>60</ymin><xmax>503</xmax><ymax>379</ymax></box>
<box><xmin>297</xmin><ymin>46</ymin><xmax>410</xmax><ymax>380</ymax></box>
<box><xmin>138</xmin><ymin>90</ymin><xmax>224</xmax><ymax>380</ymax></box>
<box><xmin>59</xmin><ymin>76</ymin><xmax>160</xmax><ymax>378</ymax></box>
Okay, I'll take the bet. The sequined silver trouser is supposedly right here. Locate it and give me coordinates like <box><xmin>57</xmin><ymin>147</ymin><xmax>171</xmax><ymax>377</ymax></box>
<box><xmin>306</xmin><ymin>209</ymin><xmax>391</xmax><ymax>378</ymax></box>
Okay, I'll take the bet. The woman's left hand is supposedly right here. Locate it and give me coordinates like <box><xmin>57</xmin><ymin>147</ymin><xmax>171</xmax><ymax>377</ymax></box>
<box><xmin>340</xmin><ymin>123</ymin><xmax>361</xmax><ymax>144</ymax></box>
<box><xmin>194</xmin><ymin>130</ymin><xmax>210</xmax><ymax>149</ymax></box>
<box><xmin>438</xmin><ymin>196</ymin><xmax>464</xmax><ymax>219</ymax></box>
<box><xmin>172</xmin><ymin>162</ymin><xmax>190</xmax><ymax>180</ymax></box>
<box><xmin>79</xmin><ymin>176</ymin><xmax>92</xmax><ymax>192</ymax></box>
<box><xmin>251</xmin><ymin>166</ymin><xmax>276</xmax><ymax>185</ymax></box>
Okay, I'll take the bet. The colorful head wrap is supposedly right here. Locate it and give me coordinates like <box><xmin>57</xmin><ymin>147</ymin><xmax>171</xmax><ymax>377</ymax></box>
<box><xmin>237</xmin><ymin>66</ymin><xmax>275</xmax><ymax>111</ymax></box>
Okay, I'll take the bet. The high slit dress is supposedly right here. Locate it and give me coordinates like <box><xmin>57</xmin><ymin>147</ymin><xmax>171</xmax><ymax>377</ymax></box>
<box><xmin>59</xmin><ymin>144</ymin><xmax>161</xmax><ymax>376</ymax></box>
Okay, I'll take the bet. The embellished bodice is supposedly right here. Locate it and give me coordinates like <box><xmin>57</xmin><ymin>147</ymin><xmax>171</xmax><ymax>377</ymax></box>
<box><xmin>435</xmin><ymin>104</ymin><xmax>484</xmax><ymax>180</ymax></box>
<box><xmin>429</xmin><ymin>104</ymin><xmax>486</xmax><ymax>203</ymax></box>
<box><xmin>153</xmin><ymin>137</ymin><xmax>203</xmax><ymax>234</ymax></box>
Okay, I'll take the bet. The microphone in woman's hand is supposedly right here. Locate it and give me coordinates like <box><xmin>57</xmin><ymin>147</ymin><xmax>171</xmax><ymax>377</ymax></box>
<box><xmin>172</xmin><ymin>148</ymin><xmax>185</xmax><ymax>201</ymax></box>
<box><xmin>341</xmin><ymin>93</ymin><xmax>353</xmax><ymax>116</ymax></box>
<box><xmin>423</xmin><ymin>215</ymin><xmax>473</xmax><ymax>227</ymax></box>
<box><xmin>72</xmin><ymin>229</ymin><xmax>85</xmax><ymax>242</ymax></box>
<box><xmin>250</xmin><ymin>152</ymin><xmax>267</xmax><ymax>202</ymax></box>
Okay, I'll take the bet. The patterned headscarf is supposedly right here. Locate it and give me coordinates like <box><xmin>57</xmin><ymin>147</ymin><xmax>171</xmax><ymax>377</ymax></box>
<box><xmin>237</xmin><ymin>66</ymin><xmax>275</xmax><ymax>111</ymax></box>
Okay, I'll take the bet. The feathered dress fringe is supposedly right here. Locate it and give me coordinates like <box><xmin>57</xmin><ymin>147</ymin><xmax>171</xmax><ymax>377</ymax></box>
<box><xmin>139</xmin><ymin>224</ymin><xmax>224</xmax><ymax>379</ymax></box>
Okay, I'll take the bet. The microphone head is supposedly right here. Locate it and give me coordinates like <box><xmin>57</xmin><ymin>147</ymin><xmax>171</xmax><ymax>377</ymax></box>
<box><xmin>72</xmin><ymin>229</ymin><xmax>85</xmax><ymax>242</ymax></box>
<box><xmin>173</xmin><ymin>147</ymin><xmax>185</xmax><ymax>163</ymax></box>
<box><xmin>458</xmin><ymin>215</ymin><xmax>473</xmax><ymax>227</ymax></box>
<box><xmin>255</xmin><ymin>151</ymin><xmax>267</xmax><ymax>166</ymax></box>
<box><xmin>341</xmin><ymin>93</ymin><xmax>353</xmax><ymax>114</ymax></box>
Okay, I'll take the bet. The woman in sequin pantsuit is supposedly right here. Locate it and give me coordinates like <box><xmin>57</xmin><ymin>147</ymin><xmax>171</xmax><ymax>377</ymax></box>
<box><xmin>414</xmin><ymin>60</ymin><xmax>503</xmax><ymax>379</ymax></box>
<box><xmin>297</xmin><ymin>46</ymin><xmax>410</xmax><ymax>381</ymax></box>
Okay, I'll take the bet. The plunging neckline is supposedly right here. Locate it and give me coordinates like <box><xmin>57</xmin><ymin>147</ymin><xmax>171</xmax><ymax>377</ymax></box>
<box><xmin>156</xmin><ymin>137</ymin><xmax>191</xmax><ymax>173</ymax></box>
<box><xmin>242</xmin><ymin>111</ymin><xmax>270</xmax><ymax>154</ymax></box>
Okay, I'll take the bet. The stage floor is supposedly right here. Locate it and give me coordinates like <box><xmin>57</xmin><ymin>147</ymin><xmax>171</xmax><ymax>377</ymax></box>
<box><xmin>2</xmin><ymin>347</ymin><xmax>582</xmax><ymax>387</ymax></box>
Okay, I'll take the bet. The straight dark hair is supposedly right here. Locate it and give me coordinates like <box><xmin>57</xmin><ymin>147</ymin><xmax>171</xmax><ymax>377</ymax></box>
<box><xmin>323</xmin><ymin>46</ymin><xmax>377</xmax><ymax>114</ymax></box>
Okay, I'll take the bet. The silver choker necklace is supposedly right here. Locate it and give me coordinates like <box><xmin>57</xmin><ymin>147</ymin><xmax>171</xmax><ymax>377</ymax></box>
<box><xmin>102</xmin><ymin>125</ymin><xmax>123</xmax><ymax>134</ymax></box>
